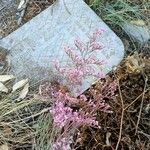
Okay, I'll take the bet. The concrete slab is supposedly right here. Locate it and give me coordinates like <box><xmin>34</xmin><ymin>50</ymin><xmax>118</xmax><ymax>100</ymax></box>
<box><xmin>0</xmin><ymin>0</ymin><xmax>124</xmax><ymax>95</ymax></box>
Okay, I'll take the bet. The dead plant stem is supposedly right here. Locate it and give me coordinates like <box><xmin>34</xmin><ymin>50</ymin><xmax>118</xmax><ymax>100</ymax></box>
<box><xmin>135</xmin><ymin>76</ymin><xmax>148</xmax><ymax>135</ymax></box>
<box><xmin>115</xmin><ymin>79</ymin><xmax>124</xmax><ymax>150</ymax></box>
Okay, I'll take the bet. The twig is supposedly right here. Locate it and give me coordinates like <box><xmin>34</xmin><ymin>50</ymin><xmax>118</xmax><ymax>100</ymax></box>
<box><xmin>8</xmin><ymin>107</ymin><xmax>50</xmax><ymax>124</ymax></box>
<box><xmin>124</xmin><ymin>87</ymin><xmax>149</xmax><ymax>111</ymax></box>
<box><xmin>115</xmin><ymin>79</ymin><xmax>124</xmax><ymax>150</ymax></box>
<box><xmin>138</xmin><ymin>131</ymin><xmax>150</xmax><ymax>139</ymax></box>
<box><xmin>125</xmin><ymin>92</ymin><xmax>142</xmax><ymax>110</ymax></box>
<box><xmin>135</xmin><ymin>76</ymin><xmax>148</xmax><ymax>135</ymax></box>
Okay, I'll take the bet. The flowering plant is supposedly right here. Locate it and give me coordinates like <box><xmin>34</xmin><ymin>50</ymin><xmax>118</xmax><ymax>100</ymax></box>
<box><xmin>39</xmin><ymin>29</ymin><xmax>117</xmax><ymax>150</ymax></box>
<box><xmin>54</xmin><ymin>29</ymin><xmax>106</xmax><ymax>92</ymax></box>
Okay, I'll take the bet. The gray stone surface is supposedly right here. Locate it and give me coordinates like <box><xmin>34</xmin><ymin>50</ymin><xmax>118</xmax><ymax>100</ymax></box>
<box><xmin>0</xmin><ymin>0</ymin><xmax>124</xmax><ymax>96</ymax></box>
<box><xmin>123</xmin><ymin>23</ymin><xmax>150</xmax><ymax>45</ymax></box>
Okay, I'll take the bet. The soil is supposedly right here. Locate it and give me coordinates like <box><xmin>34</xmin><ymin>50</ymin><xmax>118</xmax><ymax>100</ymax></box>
<box><xmin>0</xmin><ymin>0</ymin><xmax>55</xmax><ymax>37</ymax></box>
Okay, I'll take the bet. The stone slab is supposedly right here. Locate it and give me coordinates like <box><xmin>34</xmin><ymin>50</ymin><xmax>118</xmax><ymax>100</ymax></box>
<box><xmin>123</xmin><ymin>23</ymin><xmax>150</xmax><ymax>45</ymax></box>
<box><xmin>0</xmin><ymin>0</ymin><xmax>124</xmax><ymax>96</ymax></box>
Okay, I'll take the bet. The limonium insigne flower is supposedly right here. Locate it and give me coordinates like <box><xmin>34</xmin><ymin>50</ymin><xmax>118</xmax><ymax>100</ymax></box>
<box><xmin>44</xmin><ymin>28</ymin><xmax>117</xmax><ymax>150</ymax></box>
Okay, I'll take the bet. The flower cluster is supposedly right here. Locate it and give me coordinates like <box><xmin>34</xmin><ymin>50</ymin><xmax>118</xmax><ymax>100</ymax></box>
<box><xmin>49</xmin><ymin>83</ymin><xmax>116</xmax><ymax>150</ymax></box>
<box><xmin>50</xmin><ymin>92</ymin><xmax>100</xmax><ymax>129</ymax></box>
<box><xmin>54</xmin><ymin>29</ymin><xmax>106</xmax><ymax>89</ymax></box>
<box><xmin>53</xmin><ymin>136</ymin><xmax>73</xmax><ymax>150</ymax></box>
<box><xmin>39</xmin><ymin>29</ymin><xmax>117</xmax><ymax>150</ymax></box>
<box><xmin>50</xmin><ymin>91</ymin><xmax>100</xmax><ymax>150</ymax></box>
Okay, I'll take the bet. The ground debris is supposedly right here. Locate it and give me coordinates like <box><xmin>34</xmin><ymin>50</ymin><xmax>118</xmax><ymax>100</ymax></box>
<box><xmin>75</xmin><ymin>52</ymin><xmax>150</xmax><ymax>150</ymax></box>
<box><xmin>0</xmin><ymin>0</ymin><xmax>55</xmax><ymax>37</ymax></box>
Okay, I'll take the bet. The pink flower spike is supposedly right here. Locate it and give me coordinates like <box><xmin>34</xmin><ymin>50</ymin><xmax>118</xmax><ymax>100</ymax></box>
<box><xmin>54</xmin><ymin>60</ymin><xmax>66</xmax><ymax>74</ymax></box>
<box><xmin>90</xmin><ymin>28</ymin><xmax>106</xmax><ymax>43</ymax></box>
<box><xmin>95</xmin><ymin>71</ymin><xmax>106</xmax><ymax>78</ymax></box>
<box><xmin>74</xmin><ymin>38</ymin><xmax>86</xmax><ymax>52</ymax></box>
<box><xmin>53</xmin><ymin>137</ymin><xmax>73</xmax><ymax>150</ymax></box>
<box><xmin>97</xmin><ymin>28</ymin><xmax>106</xmax><ymax>33</ymax></box>
<box><xmin>90</xmin><ymin>42</ymin><xmax>105</xmax><ymax>51</ymax></box>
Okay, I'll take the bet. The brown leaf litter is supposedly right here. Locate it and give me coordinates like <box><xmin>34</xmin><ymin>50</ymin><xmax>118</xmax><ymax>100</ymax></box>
<box><xmin>75</xmin><ymin>52</ymin><xmax>150</xmax><ymax>150</ymax></box>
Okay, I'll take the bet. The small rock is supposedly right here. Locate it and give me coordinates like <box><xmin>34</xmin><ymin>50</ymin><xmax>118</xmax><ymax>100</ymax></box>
<box><xmin>123</xmin><ymin>22</ymin><xmax>150</xmax><ymax>45</ymax></box>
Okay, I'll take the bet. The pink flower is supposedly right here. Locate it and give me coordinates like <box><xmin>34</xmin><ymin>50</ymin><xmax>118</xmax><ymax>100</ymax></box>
<box><xmin>73</xmin><ymin>111</ymin><xmax>100</xmax><ymax>128</ymax></box>
<box><xmin>50</xmin><ymin>92</ymin><xmax>101</xmax><ymax>129</ymax></box>
<box><xmin>85</xmin><ymin>56</ymin><xmax>106</xmax><ymax>65</ymax></box>
<box><xmin>49</xmin><ymin>28</ymin><xmax>117</xmax><ymax>149</ymax></box>
<box><xmin>74</xmin><ymin>38</ymin><xmax>86</xmax><ymax>52</ymax></box>
<box><xmin>94</xmin><ymin>71</ymin><xmax>106</xmax><ymax>78</ymax></box>
<box><xmin>54</xmin><ymin>28</ymin><xmax>107</xmax><ymax>90</ymax></box>
<box><xmin>53</xmin><ymin>136</ymin><xmax>73</xmax><ymax>150</ymax></box>
<box><xmin>90</xmin><ymin>28</ymin><xmax>105</xmax><ymax>43</ymax></box>
<box><xmin>50</xmin><ymin>101</ymin><xmax>73</xmax><ymax>128</ymax></box>
<box><xmin>64</xmin><ymin>45</ymin><xmax>84</xmax><ymax>66</ymax></box>
<box><xmin>90</xmin><ymin>42</ymin><xmax>105</xmax><ymax>51</ymax></box>
<box><xmin>54</xmin><ymin>60</ymin><xmax>66</xmax><ymax>74</ymax></box>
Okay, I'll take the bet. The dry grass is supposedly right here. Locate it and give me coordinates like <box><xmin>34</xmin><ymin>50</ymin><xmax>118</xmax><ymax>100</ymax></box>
<box><xmin>87</xmin><ymin>0</ymin><xmax>150</xmax><ymax>52</ymax></box>
<box><xmin>0</xmin><ymin>90</ymin><xmax>50</xmax><ymax>149</ymax></box>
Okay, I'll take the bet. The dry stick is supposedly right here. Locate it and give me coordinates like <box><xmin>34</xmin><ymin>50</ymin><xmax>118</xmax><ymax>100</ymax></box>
<box><xmin>124</xmin><ymin>87</ymin><xmax>149</xmax><ymax>111</ymax></box>
<box><xmin>124</xmin><ymin>92</ymin><xmax>143</xmax><ymax>110</ymax></box>
<box><xmin>137</xmin><ymin>131</ymin><xmax>150</xmax><ymax>139</ymax></box>
<box><xmin>135</xmin><ymin>77</ymin><xmax>148</xmax><ymax>135</ymax></box>
<box><xmin>7</xmin><ymin>107</ymin><xmax>50</xmax><ymax>124</ymax></box>
<box><xmin>115</xmin><ymin>79</ymin><xmax>124</xmax><ymax>150</ymax></box>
